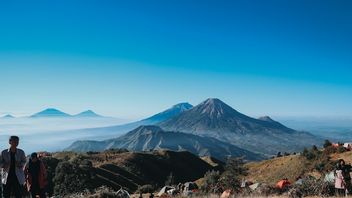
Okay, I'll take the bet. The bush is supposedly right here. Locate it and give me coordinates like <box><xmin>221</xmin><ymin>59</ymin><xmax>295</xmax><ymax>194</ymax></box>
<box><xmin>41</xmin><ymin>157</ymin><xmax>61</xmax><ymax>196</ymax></box>
<box><xmin>219</xmin><ymin>158</ymin><xmax>248</xmax><ymax>192</ymax></box>
<box><xmin>201</xmin><ymin>170</ymin><xmax>221</xmax><ymax>193</ymax></box>
<box><xmin>289</xmin><ymin>176</ymin><xmax>334</xmax><ymax>197</ymax></box>
<box><xmin>53</xmin><ymin>155</ymin><xmax>96</xmax><ymax>195</ymax></box>
<box><xmin>323</xmin><ymin>146</ymin><xmax>337</xmax><ymax>155</ymax></box>
<box><xmin>337</xmin><ymin>146</ymin><xmax>347</xmax><ymax>153</ymax></box>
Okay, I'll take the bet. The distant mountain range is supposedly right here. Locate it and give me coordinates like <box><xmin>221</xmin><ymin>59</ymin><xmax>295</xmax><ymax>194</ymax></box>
<box><xmin>66</xmin><ymin>125</ymin><xmax>264</xmax><ymax>161</ymax></box>
<box><xmin>29</xmin><ymin>108</ymin><xmax>104</xmax><ymax>118</ymax></box>
<box><xmin>67</xmin><ymin>98</ymin><xmax>322</xmax><ymax>158</ymax></box>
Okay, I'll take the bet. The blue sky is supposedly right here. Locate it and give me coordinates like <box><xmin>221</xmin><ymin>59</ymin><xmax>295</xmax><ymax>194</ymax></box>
<box><xmin>0</xmin><ymin>0</ymin><xmax>351</xmax><ymax>119</ymax></box>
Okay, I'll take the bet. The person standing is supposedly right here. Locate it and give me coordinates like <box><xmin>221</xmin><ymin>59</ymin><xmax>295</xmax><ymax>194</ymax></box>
<box><xmin>339</xmin><ymin>159</ymin><xmax>352</xmax><ymax>195</ymax></box>
<box><xmin>0</xmin><ymin>136</ymin><xmax>26</xmax><ymax>198</ymax></box>
<box><xmin>24</xmin><ymin>153</ymin><xmax>47</xmax><ymax>198</ymax></box>
<box><xmin>335</xmin><ymin>163</ymin><xmax>346</xmax><ymax>197</ymax></box>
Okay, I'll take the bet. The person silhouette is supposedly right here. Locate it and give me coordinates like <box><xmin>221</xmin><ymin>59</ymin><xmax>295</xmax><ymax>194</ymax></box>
<box><xmin>0</xmin><ymin>136</ymin><xmax>26</xmax><ymax>198</ymax></box>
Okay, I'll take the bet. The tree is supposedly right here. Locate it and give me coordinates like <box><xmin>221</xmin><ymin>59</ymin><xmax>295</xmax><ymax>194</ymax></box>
<box><xmin>202</xmin><ymin>170</ymin><xmax>221</xmax><ymax>193</ymax></box>
<box><xmin>53</xmin><ymin>155</ymin><xmax>95</xmax><ymax>195</ymax></box>
<box><xmin>220</xmin><ymin>158</ymin><xmax>248</xmax><ymax>192</ymax></box>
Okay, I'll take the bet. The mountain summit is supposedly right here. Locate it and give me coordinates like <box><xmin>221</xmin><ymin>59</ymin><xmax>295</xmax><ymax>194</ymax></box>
<box><xmin>30</xmin><ymin>108</ymin><xmax>71</xmax><ymax>118</ymax></box>
<box><xmin>2</xmin><ymin>114</ymin><xmax>15</xmax><ymax>119</ymax></box>
<box><xmin>75</xmin><ymin>110</ymin><xmax>103</xmax><ymax>118</ymax></box>
<box><xmin>160</xmin><ymin>98</ymin><xmax>321</xmax><ymax>155</ymax></box>
<box><xmin>142</xmin><ymin>102</ymin><xmax>193</xmax><ymax>123</ymax></box>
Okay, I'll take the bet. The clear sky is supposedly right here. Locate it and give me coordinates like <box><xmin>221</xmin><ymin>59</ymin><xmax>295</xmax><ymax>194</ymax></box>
<box><xmin>0</xmin><ymin>0</ymin><xmax>351</xmax><ymax>119</ymax></box>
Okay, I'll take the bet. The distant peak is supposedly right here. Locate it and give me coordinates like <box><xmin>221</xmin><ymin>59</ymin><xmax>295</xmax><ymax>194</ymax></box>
<box><xmin>2</xmin><ymin>114</ymin><xmax>14</xmax><ymax>118</ymax></box>
<box><xmin>44</xmin><ymin>108</ymin><xmax>59</xmax><ymax>111</ymax></box>
<box><xmin>172</xmin><ymin>102</ymin><xmax>193</xmax><ymax>109</ymax></box>
<box><xmin>30</xmin><ymin>108</ymin><xmax>71</xmax><ymax>118</ymax></box>
<box><xmin>143</xmin><ymin>102</ymin><xmax>193</xmax><ymax>122</ymax></box>
<box><xmin>75</xmin><ymin>110</ymin><xmax>103</xmax><ymax>117</ymax></box>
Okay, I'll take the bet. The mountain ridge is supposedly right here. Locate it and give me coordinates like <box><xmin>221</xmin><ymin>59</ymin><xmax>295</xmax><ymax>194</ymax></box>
<box><xmin>66</xmin><ymin>125</ymin><xmax>264</xmax><ymax>161</ymax></box>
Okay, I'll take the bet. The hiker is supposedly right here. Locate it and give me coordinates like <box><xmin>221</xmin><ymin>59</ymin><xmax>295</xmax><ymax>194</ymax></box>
<box><xmin>335</xmin><ymin>163</ymin><xmax>346</xmax><ymax>197</ymax></box>
<box><xmin>0</xmin><ymin>136</ymin><xmax>26</xmax><ymax>198</ymax></box>
<box><xmin>338</xmin><ymin>159</ymin><xmax>352</xmax><ymax>194</ymax></box>
<box><xmin>24</xmin><ymin>152</ymin><xmax>47</xmax><ymax>198</ymax></box>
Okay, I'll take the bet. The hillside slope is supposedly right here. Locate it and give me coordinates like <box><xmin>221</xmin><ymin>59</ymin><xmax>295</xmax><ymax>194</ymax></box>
<box><xmin>54</xmin><ymin>150</ymin><xmax>216</xmax><ymax>192</ymax></box>
<box><xmin>245</xmin><ymin>150</ymin><xmax>352</xmax><ymax>185</ymax></box>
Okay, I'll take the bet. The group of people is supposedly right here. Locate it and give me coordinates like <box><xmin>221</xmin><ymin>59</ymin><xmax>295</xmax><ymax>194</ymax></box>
<box><xmin>0</xmin><ymin>136</ymin><xmax>47</xmax><ymax>198</ymax></box>
<box><xmin>335</xmin><ymin>159</ymin><xmax>352</xmax><ymax>196</ymax></box>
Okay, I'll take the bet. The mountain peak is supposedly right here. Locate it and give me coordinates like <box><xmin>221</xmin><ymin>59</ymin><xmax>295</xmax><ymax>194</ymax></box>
<box><xmin>142</xmin><ymin>102</ymin><xmax>193</xmax><ymax>123</ymax></box>
<box><xmin>75</xmin><ymin>110</ymin><xmax>103</xmax><ymax>118</ymax></box>
<box><xmin>30</xmin><ymin>108</ymin><xmax>71</xmax><ymax>118</ymax></box>
<box><xmin>197</xmin><ymin>98</ymin><xmax>237</xmax><ymax>117</ymax></box>
<box><xmin>172</xmin><ymin>102</ymin><xmax>193</xmax><ymax>110</ymax></box>
<box><xmin>2</xmin><ymin>114</ymin><xmax>14</xmax><ymax>119</ymax></box>
<box><xmin>204</xmin><ymin>98</ymin><xmax>223</xmax><ymax>103</ymax></box>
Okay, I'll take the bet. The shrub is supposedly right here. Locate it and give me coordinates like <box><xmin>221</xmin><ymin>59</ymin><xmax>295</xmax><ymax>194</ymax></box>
<box><xmin>201</xmin><ymin>170</ymin><xmax>221</xmax><ymax>193</ymax></box>
<box><xmin>219</xmin><ymin>158</ymin><xmax>248</xmax><ymax>192</ymax></box>
<box><xmin>53</xmin><ymin>155</ymin><xmax>96</xmax><ymax>195</ymax></box>
<box><xmin>337</xmin><ymin>146</ymin><xmax>347</xmax><ymax>153</ymax></box>
<box><xmin>289</xmin><ymin>176</ymin><xmax>334</xmax><ymax>197</ymax></box>
<box><xmin>41</xmin><ymin>157</ymin><xmax>61</xmax><ymax>196</ymax></box>
<box><xmin>323</xmin><ymin>146</ymin><xmax>337</xmax><ymax>155</ymax></box>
